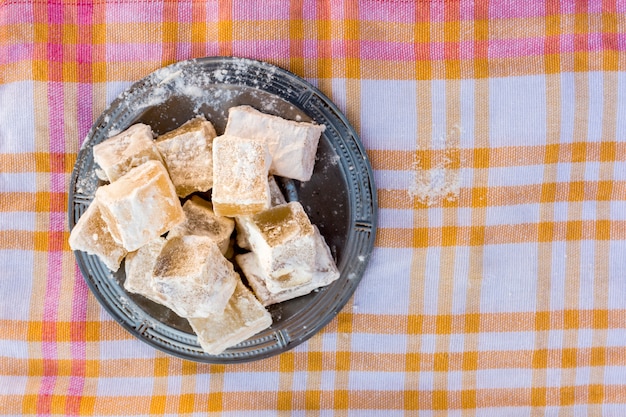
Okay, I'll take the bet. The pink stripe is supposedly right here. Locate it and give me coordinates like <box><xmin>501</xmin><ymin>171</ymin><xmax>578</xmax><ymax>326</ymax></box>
<box><xmin>178</xmin><ymin>1</ymin><xmax>193</xmax><ymax>23</ymax></box>
<box><xmin>619</xmin><ymin>34</ymin><xmax>626</xmax><ymax>51</ymax></box>
<box><xmin>233</xmin><ymin>0</ymin><xmax>291</xmax><ymax>20</ymax></box>
<box><xmin>302</xmin><ymin>0</ymin><xmax>317</xmax><ymax>20</ymax></box>
<box><xmin>0</xmin><ymin>44</ymin><xmax>34</xmax><ymax>64</ymax></box>
<box><xmin>430</xmin><ymin>40</ymin><xmax>445</xmax><ymax>60</ymax></box>
<box><xmin>458</xmin><ymin>40</ymin><xmax>474</xmax><ymax>60</ymax></box>
<box><xmin>233</xmin><ymin>40</ymin><xmax>291</xmax><ymax>60</ymax></box>
<box><xmin>47</xmin><ymin>2</ymin><xmax>64</xmax><ymax>24</ymax></box>
<box><xmin>78</xmin><ymin>83</ymin><xmax>93</xmax><ymax>147</ymax></box>
<box><xmin>105</xmin><ymin>2</ymin><xmax>164</xmax><ymax>22</ymax></box>
<box><xmin>0</xmin><ymin>2</ymin><xmax>34</xmax><ymax>24</ymax></box>
<box><xmin>489</xmin><ymin>0</ymin><xmax>547</xmax><ymax>19</ymax></box>
<box><xmin>359</xmin><ymin>1</ymin><xmax>415</xmax><ymax>23</ymax></box>
<box><xmin>204</xmin><ymin>2</ymin><xmax>220</xmax><ymax>22</ymax></box>
<box><xmin>106</xmin><ymin>43</ymin><xmax>163</xmax><ymax>62</ymax></box>
<box><xmin>459</xmin><ymin>0</ymin><xmax>475</xmax><ymax>20</ymax></box>
<box><xmin>429</xmin><ymin>0</ymin><xmax>445</xmax><ymax>23</ymax></box>
<box><xmin>488</xmin><ymin>38</ymin><xmax>545</xmax><ymax>58</ymax></box>
<box><xmin>361</xmin><ymin>41</ymin><xmax>416</xmax><ymax>61</ymax></box>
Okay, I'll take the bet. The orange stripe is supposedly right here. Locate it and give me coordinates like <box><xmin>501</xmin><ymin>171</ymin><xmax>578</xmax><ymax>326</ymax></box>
<box><xmin>376</xmin><ymin>220</ymin><xmax>626</xmax><ymax>248</ymax></box>
<box><xmin>368</xmin><ymin>142</ymin><xmax>626</xmax><ymax>172</ymax></box>
<box><xmin>348</xmin><ymin>310</ymin><xmax>625</xmax><ymax>334</ymax></box>
<box><xmin>217</xmin><ymin>0</ymin><xmax>233</xmax><ymax>56</ymax></box>
<box><xmin>377</xmin><ymin>181</ymin><xmax>624</xmax><ymax>210</ymax></box>
<box><xmin>7</xmin><ymin>386</ymin><xmax>622</xmax><ymax>413</ymax></box>
<box><xmin>4</xmin><ymin>346</ymin><xmax>626</xmax><ymax>378</ymax></box>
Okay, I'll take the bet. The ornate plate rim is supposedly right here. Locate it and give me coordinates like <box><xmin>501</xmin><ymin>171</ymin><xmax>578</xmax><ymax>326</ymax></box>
<box><xmin>68</xmin><ymin>56</ymin><xmax>377</xmax><ymax>363</ymax></box>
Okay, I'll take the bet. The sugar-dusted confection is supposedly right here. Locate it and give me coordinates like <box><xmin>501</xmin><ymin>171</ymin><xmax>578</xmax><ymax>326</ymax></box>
<box><xmin>187</xmin><ymin>277</ymin><xmax>272</xmax><ymax>355</ymax></box>
<box><xmin>93</xmin><ymin>123</ymin><xmax>163</xmax><ymax>182</ymax></box>
<box><xmin>224</xmin><ymin>105</ymin><xmax>325</xmax><ymax>181</ymax></box>
<box><xmin>237</xmin><ymin>201</ymin><xmax>316</xmax><ymax>287</ymax></box>
<box><xmin>167</xmin><ymin>196</ymin><xmax>235</xmax><ymax>255</ymax></box>
<box><xmin>236</xmin><ymin>226</ymin><xmax>340</xmax><ymax>306</ymax></box>
<box><xmin>69</xmin><ymin>199</ymin><xmax>127</xmax><ymax>272</ymax></box>
<box><xmin>95</xmin><ymin>160</ymin><xmax>185</xmax><ymax>252</ymax></box>
<box><xmin>152</xmin><ymin>235</ymin><xmax>237</xmax><ymax>318</ymax></box>
<box><xmin>123</xmin><ymin>236</ymin><xmax>167</xmax><ymax>303</ymax></box>
<box><xmin>212</xmin><ymin>135</ymin><xmax>271</xmax><ymax>217</ymax></box>
<box><xmin>235</xmin><ymin>176</ymin><xmax>286</xmax><ymax>251</ymax></box>
<box><xmin>156</xmin><ymin>116</ymin><xmax>217</xmax><ymax>197</ymax></box>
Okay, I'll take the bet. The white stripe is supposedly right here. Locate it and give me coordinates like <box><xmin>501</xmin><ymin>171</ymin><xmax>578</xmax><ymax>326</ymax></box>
<box><xmin>348</xmin><ymin>371</ymin><xmax>404</xmax><ymax>391</ymax></box>
<box><xmin>354</xmin><ymin>248</ymin><xmax>413</xmax><ymax>315</ymax></box>
<box><xmin>478</xmin><ymin>331</ymin><xmax>535</xmax><ymax>352</ymax></box>
<box><xmin>376</xmin><ymin>208</ymin><xmax>413</xmax><ymax>229</ymax></box>
<box><xmin>0</xmin><ymin>81</ymin><xmax>35</xmax><ymax>153</ymax></box>
<box><xmin>481</xmin><ymin>243</ymin><xmax>538</xmax><ymax>313</ymax></box>
<box><xmin>485</xmin><ymin>203</ymin><xmax>540</xmax><ymax>226</ymax></box>
<box><xmin>99</xmin><ymin>339</ymin><xmax>157</xmax><ymax>360</ymax></box>
<box><xmin>223</xmin><ymin>371</ymin><xmax>280</xmax><ymax>392</ymax></box>
<box><xmin>0</xmin><ymin>250</ymin><xmax>34</xmax><ymax>321</ymax></box>
<box><xmin>487</xmin><ymin>165</ymin><xmax>544</xmax><ymax>187</ymax></box>
<box><xmin>96</xmin><ymin>377</ymin><xmax>154</xmax><ymax>396</ymax></box>
<box><xmin>0</xmin><ymin>212</ymin><xmax>35</xmax><ymax>231</ymax></box>
<box><xmin>587</xmin><ymin>72</ymin><xmax>605</xmax><ymax>143</ymax></box>
<box><xmin>617</xmin><ymin>72</ymin><xmax>626</xmax><ymax>138</ymax></box>
<box><xmin>0</xmin><ymin>340</ymin><xmax>28</xmax><ymax>359</ymax></box>
<box><xmin>0</xmin><ymin>173</ymin><xmax>36</xmax><ymax>193</ymax></box>
<box><xmin>374</xmin><ymin>169</ymin><xmax>414</xmax><ymax>191</ymax></box>
<box><xmin>360</xmin><ymin>80</ymin><xmax>417</xmax><ymax>151</ymax></box>
<box><xmin>0</xmin><ymin>375</ymin><xmax>28</xmax><ymax>395</ymax></box>
<box><xmin>560</xmin><ymin>72</ymin><xmax>576</xmax><ymax>143</ymax></box>
<box><xmin>489</xmin><ymin>75</ymin><xmax>547</xmax><ymax>148</ymax></box>
<box><xmin>476</xmin><ymin>368</ymin><xmax>533</xmax><ymax>390</ymax></box>
<box><xmin>350</xmin><ymin>333</ymin><xmax>407</xmax><ymax>354</ymax></box>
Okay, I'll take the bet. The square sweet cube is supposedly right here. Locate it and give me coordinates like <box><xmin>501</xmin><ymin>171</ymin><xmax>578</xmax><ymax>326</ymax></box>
<box><xmin>212</xmin><ymin>135</ymin><xmax>271</xmax><ymax>217</ymax></box>
<box><xmin>92</xmin><ymin>123</ymin><xmax>163</xmax><ymax>182</ymax></box>
<box><xmin>69</xmin><ymin>198</ymin><xmax>127</xmax><ymax>272</ymax></box>
<box><xmin>187</xmin><ymin>277</ymin><xmax>272</xmax><ymax>355</ymax></box>
<box><xmin>156</xmin><ymin>116</ymin><xmax>217</xmax><ymax>197</ymax></box>
<box><xmin>224</xmin><ymin>105</ymin><xmax>325</xmax><ymax>181</ymax></box>
<box><xmin>123</xmin><ymin>236</ymin><xmax>167</xmax><ymax>304</ymax></box>
<box><xmin>167</xmin><ymin>196</ymin><xmax>235</xmax><ymax>255</ymax></box>
<box><xmin>235</xmin><ymin>175</ymin><xmax>286</xmax><ymax>251</ymax></box>
<box><xmin>95</xmin><ymin>160</ymin><xmax>185</xmax><ymax>252</ymax></box>
<box><xmin>236</xmin><ymin>226</ymin><xmax>340</xmax><ymax>306</ymax></box>
<box><xmin>151</xmin><ymin>235</ymin><xmax>238</xmax><ymax>318</ymax></box>
<box><xmin>237</xmin><ymin>201</ymin><xmax>316</xmax><ymax>285</ymax></box>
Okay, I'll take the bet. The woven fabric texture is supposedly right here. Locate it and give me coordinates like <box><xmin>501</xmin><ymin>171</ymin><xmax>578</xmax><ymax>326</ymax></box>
<box><xmin>1</xmin><ymin>0</ymin><xmax>626</xmax><ymax>415</ymax></box>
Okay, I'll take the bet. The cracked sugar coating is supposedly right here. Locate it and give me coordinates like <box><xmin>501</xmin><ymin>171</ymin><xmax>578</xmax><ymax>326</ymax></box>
<box><xmin>95</xmin><ymin>160</ymin><xmax>184</xmax><ymax>252</ymax></box>
<box><xmin>187</xmin><ymin>277</ymin><xmax>272</xmax><ymax>355</ymax></box>
<box><xmin>93</xmin><ymin>123</ymin><xmax>163</xmax><ymax>182</ymax></box>
<box><xmin>238</xmin><ymin>201</ymin><xmax>316</xmax><ymax>287</ymax></box>
<box><xmin>167</xmin><ymin>196</ymin><xmax>235</xmax><ymax>255</ymax></box>
<box><xmin>212</xmin><ymin>135</ymin><xmax>271</xmax><ymax>217</ymax></box>
<box><xmin>224</xmin><ymin>105</ymin><xmax>325</xmax><ymax>181</ymax></box>
<box><xmin>236</xmin><ymin>226</ymin><xmax>340</xmax><ymax>306</ymax></box>
<box><xmin>152</xmin><ymin>235</ymin><xmax>237</xmax><ymax>318</ymax></box>
<box><xmin>69</xmin><ymin>199</ymin><xmax>127</xmax><ymax>272</ymax></box>
<box><xmin>124</xmin><ymin>236</ymin><xmax>167</xmax><ymax>304</ymax></box>
<box><xmin>156</xmin><ymin>116</ymin><xmax>217</xmax><ymax>198</ymax></box>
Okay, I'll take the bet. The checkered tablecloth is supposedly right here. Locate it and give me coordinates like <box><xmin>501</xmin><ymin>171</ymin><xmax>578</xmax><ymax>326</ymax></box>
<box><xmin>2</xmin><ymin>0</ymin><xmax>626</xmax><ymax>415</ymax></box>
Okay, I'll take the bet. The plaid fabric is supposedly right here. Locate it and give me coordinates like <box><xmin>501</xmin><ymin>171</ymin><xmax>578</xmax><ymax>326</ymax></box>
<box><xmin>2</xmin><ymin>0</ymin><xmax>626</xmax><ymax>414</ymax></box>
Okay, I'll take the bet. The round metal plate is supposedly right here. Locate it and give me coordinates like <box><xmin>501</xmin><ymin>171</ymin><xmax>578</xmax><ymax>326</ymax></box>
<box><xmin>68</xmin><ymin>57</ymin><xmax>377</xmax><ymax>363</ymax></box>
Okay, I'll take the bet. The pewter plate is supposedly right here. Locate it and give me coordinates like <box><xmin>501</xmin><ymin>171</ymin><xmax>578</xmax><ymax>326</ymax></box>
<box><xmin>68</xmin><ymin>57</ymin><xmax>377</xmax><ymax>363</ymax></box>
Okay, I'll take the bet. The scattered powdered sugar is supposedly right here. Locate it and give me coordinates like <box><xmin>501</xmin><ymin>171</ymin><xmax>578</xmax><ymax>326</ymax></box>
<box><xmin>75</xmin><ymin>166</ymin><xmax>99</xmax><ymax>196</ymax></box>
<box><xmin>408</xmin><ymin>125</ymin><xmax>463</xmax><ymax>206</ymax></box>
